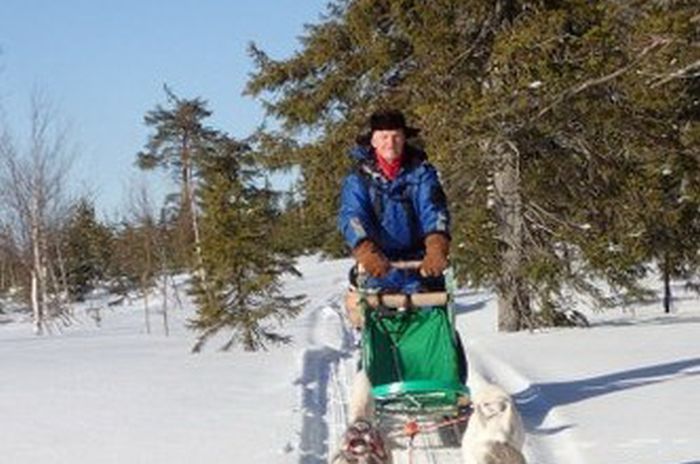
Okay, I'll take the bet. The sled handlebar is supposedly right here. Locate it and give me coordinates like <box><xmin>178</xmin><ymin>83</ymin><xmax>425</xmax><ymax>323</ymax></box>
<box><xmin>389</xmin><ymin>260</ymin><xmax>423</xmax><ymax>270</ymax></box>
<box><xmin>345</xmin><ymin>290</ymin><xmax>448</xmax><ymax>310</ymax></box>
<box><xmin>357</xmin><ymin>260</ymin><xmax>422</xmax><ymax>274</ymax></box>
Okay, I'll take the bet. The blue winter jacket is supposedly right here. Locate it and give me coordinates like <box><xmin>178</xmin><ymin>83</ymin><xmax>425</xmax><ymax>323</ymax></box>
<box><xmin>337</xmin><ymin>145</ymin><xmax>450</xmax><ymax>292</ymax></box>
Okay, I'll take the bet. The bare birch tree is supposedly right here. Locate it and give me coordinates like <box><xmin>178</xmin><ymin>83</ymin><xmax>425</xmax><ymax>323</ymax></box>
<box><xmin>126</xmin><ymin>180</ymin><xmax>176</xmax><ymax>336</ymax></box>
<box><xmin>0</xmin><ymin>93</ymin><xmax>73</xmax><ymax>334</ymax></box>
<box><xmin>125</xmin><ymin>182</ymin><xmax>157</xmax><ymax>334</ymax></box>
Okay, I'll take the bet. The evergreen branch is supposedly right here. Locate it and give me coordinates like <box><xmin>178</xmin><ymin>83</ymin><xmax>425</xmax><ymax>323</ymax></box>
<box><xmin>527</xmin><ymin>201</ymin><xmax>586</xmax><ymax>233</ymax></box>
<box><xmin>191</xmin><ymin>322</ymin><xmax>226</xmax><ymax>353</ymax></box>
<box><xmin>446</xmin><ymin>6</ymin><xmax>500</xmax><ymax>74</ymax></box>
<box><xmin>523</xmin><ymin>209</ymin><xmax>557</xmax><ymax>237</ymax></box>
<box><xmin>649</xmin><ymin>58</ymin><xmax>700</xmax><ymax>88</ymax></box>
<box><xmin>536</xmin><ymin>37</ymin><xmax>671</xmax><ymax>120</ymax></box>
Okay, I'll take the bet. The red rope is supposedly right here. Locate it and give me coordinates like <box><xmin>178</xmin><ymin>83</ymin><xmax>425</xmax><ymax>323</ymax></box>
<box><xmin>418</xmin><ymin>414</ymin><xmax>469</xmax><ymax>434</ymax></box>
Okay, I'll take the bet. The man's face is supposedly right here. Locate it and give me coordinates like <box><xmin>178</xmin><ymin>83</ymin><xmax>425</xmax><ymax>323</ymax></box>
<box><xmin>371</xmin><ymin>129</ymin><xmax>405</xmax><ymax>162</ymax></box>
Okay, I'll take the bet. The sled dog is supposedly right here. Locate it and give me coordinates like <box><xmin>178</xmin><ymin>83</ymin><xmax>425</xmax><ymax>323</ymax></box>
<box><xmin>461</xmin><ymin>383</ymin><xmax>526</xmax><ymax>464</ymax></box>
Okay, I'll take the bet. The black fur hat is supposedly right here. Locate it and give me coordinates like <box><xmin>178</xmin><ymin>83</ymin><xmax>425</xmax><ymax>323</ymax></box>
<box><xmin>356</xmin><ymin>110</ymin><xmax>421</xmax><ymax>146</ymax></box>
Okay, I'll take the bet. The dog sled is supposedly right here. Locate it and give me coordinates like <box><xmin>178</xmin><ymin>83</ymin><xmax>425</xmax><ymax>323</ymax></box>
<box><xmin>336</xmin><ymin>261</ymin><xmax>471</xmax><ymax>463</ymax></box>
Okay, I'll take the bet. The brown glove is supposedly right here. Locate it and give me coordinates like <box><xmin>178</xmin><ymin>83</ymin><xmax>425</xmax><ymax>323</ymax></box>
<box><xmin>353</xmin><ymin>240</ymin><xmax>390</xmax><ymax>278</ymax></box>
<box><xmin>420</xmin><ymin>233</ymin><xmax>450</xmax><ymax>277</ymax></box>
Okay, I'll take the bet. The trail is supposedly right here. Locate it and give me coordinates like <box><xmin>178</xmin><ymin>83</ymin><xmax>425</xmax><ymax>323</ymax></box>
<box><xmin>289</xmin><ymin>257</ymin><xmax>356</xmax><ymax>464</ymax></box>
<box><xmin>293</xmin><ymin>257</ymin><xmax>583</xmax><ymax>463</ymax></box>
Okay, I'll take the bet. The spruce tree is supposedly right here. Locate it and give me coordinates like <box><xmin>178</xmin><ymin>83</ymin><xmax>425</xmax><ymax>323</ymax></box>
<box><xmin>246</xmin><ymin>0</ymin><xmax>699</xmax><ymax>329</ymax></box>
<box><xmin>189</xmin><ymin>136</ymin><xmax>304</xmax><ymax>352</ymax></box>
<box><xmin>61</xmin><ymin>198</ymin><xmax>113</xmax><ymax>300</ymax></box>
<box><xmin>632</xmin><ymin>6</ymin><xmax>700</xmax><ymax>312</ymax></box>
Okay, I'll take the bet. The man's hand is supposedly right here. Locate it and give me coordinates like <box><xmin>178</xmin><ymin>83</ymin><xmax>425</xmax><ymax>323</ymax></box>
<box><xmin>353</xmin><ymin>240</ymin><xmax>391</xmax><ymax>278</ymax></box>
<box><xmin>420</xmin><ymin>233</ymin><xmax>450</xmax><ymax>277</ymax></box>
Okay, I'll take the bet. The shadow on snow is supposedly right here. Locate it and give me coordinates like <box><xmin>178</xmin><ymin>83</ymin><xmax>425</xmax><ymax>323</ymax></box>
<box><xmin>453</xmin><ymin>296</ymin><xmax>492</xmax><ymax>315</ymax></box>
<box><xmin>296</xmin><ymin>346</ymin><xmax>349</xmax><ymax>464</ymax></box>
<box><xmin>515</xmin><ymin>357</ymin><xmax>700</xmax><ymax>434</ymax></box>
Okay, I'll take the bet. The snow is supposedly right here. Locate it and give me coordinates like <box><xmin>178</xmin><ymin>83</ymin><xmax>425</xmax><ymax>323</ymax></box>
<box><xmin>1</xmin><ymin>255</ymin><xmax>699</xmax><ymax>463</ymax></box>
<box><xmin>453</xmin><ymin>283</ymin><xmax>700</xmax><ymax>464</ymax></box>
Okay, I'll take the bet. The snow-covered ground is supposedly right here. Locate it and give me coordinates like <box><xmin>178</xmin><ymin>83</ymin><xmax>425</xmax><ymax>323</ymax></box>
<box><xmin>1</xmin><ymin>255</ymin><xmax>698</xmax><ymax>463</ymax></box>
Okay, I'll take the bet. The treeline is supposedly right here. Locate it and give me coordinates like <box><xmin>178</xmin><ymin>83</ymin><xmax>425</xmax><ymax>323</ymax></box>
<box><xmin>0</xmin><ymin>89</ymin><xmax>303</xmax><ymax>350</ymax></box>
<box><xmin>246</xmin><ymin>0</ymin><xmax>700</xmax><ymax>329</ymax></box>
<box><xmin>0</xmin><ymin>186</ymin><xmax>180</xmax><ymax>334</ymax></box>
<box><xmin>2</xmin><ymin>1</ymin><xmax>698</xmax><ymax>342</ymax></box>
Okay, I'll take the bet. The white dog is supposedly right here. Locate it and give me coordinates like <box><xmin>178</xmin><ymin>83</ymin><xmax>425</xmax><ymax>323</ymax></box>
<box><xmin>461</xmin><ymin>384</ymin><xmax>526</xmax><ymax>464</ymax></box>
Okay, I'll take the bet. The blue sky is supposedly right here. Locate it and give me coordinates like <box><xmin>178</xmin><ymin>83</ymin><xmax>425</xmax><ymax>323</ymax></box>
<box><xmin>0</xmin><ymin>0</ymin><xmax>328</xmax><ymax>217</ymax></box>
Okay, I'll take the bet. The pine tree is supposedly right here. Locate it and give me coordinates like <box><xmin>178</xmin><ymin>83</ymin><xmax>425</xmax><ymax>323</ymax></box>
<box><xmin>136</xmin><ymin>85</ymin><xmax>219</xmax><ymax>268</ymax></box>
<box><xmin>246</xmin><ymin>0</ymin><xmax>699</xmax><ymax>329</ymax></box>
<box><xmin>189</xmin><ymin>136</ymin><xmax>304</xmax><ymax>351</ymax></box>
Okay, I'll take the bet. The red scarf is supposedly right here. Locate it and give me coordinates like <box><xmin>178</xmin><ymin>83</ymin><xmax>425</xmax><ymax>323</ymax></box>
<box><xmin>375</xmin><ymin>153</ymin><xmax>402</xmax><ymax>180</ymax></box>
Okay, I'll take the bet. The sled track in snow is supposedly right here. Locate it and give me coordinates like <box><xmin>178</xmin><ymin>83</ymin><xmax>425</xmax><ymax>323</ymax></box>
<box><xmin>321</xmin><ymin>322</ymin><xmax>583</xmax><ymax>463</ymax></box>
<box><xmin>298</xmin><ymin>294</ymin><xmax>355</xmax><ymax>464</ymax></box>
<box><xmin>298</xmin><ymin>346</ymin><xmax>344</xmax><ymax>463</ymax></box>
<box><xmin>466</xmin><ymin>341</ymin><xmax>587</xmax><ymax>464</ymax></box>
<box><xmin>295</xmin><ymin>269</ymin><xmax>586</xmax><ymax>464</ymax></box>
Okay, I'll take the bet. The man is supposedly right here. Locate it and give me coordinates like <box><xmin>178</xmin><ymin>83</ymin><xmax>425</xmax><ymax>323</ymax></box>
<box><xmin>338</xmin><ymin>109</ymin><xmax>451</xmax><ymax>292</ymax></box>
<box><xmin>334</xmin><ymin>113</ymin><xmax>467</xmax><ymax>464</ymax></box>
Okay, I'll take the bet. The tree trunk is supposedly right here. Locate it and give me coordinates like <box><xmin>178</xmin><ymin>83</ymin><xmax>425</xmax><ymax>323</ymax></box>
<box><xmin>161</xmin><ymin>274</ymin><xmax>170</xmax><ymax>337</ymax></box>
<box><xmin>31</xmin><ymin>270</ymin><xmax>41</xmax><ymax>335</ymax></box>
<box><xmin>190</xmin><ymin>182</ymin><xmax>204</xmax><ymax>269</ymax></box>
<box><xmin>30</xmin><ymin>196</ymin><xmax>43</xmax><ymax>335</ymax></box>
<box><xmin>46</xmin><ymin>257</ymin><xmax>69</xmax><ymax>326</ymax></box>
<box><xmin>492</xmin><ymin>140</ymin><xmax>531</xmax><ymax>331</ymax></box>
<box><xmin>663</xmin><ymin>253</ymin><xmax>671</xmax><ymax>314</ymax></box>
<box><xmin>142</xmin><ymin>276</ymin><xmax>151</xmax><ymax>335</ymax></box>
<box><xmin>54</xmin><ymin>239</ymin><xmax>71</xmax><ymax>312</ymax></box>
<box><xmin>180</xmin><ymin>136</ymin><xmax>206</xmax><ymax>284</ymax></box>
<box><xmin>39</xmin><ymin>237</ymin><xmax>50</xmax><ymax>325</ymax></box>
<box><xmin>183</xmin><ymin>148</ymin><xmax>205</xmax><ymax>275</ymax></box>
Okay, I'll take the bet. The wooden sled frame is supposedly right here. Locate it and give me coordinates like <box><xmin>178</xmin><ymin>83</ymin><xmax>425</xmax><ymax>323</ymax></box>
<box><xmin>344</xmin><ymin>289</ymin><xmax>448</xmax><ymax>329</ymax></box>
<box><xmin>344</xmin><ymin>261</ymin><xmax>448</xmax><ymax>329</ymax></box>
